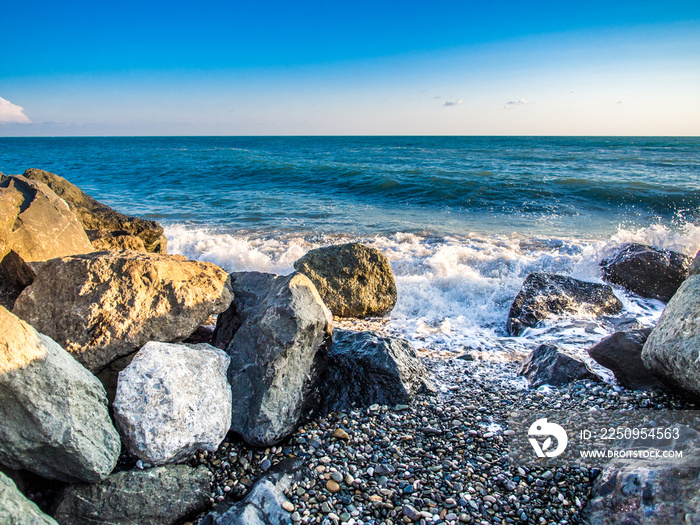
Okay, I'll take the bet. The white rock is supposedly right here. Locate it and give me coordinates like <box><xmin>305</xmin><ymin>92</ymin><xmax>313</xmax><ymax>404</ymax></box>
<box><xmin>114</xmin><ymin>342</ymin><xmax>232</xmax><ymax>465</ymax></box>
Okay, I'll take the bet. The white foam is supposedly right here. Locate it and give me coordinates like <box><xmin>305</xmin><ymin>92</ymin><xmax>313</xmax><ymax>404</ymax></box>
<box><xmin>165</xmin><ymin>222</ymin><xmax>700</xmax><ymax>362</ymax></box>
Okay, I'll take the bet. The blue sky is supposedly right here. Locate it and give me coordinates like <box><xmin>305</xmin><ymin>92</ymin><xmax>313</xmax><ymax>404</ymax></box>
<box><xmin>1</xmin><ymin>0</ymin><xmax>699</xmax><ymax>136</ymax></box>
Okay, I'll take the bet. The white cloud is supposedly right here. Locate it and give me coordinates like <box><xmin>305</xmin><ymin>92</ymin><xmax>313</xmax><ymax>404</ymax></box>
<box><xmin>504</xmin><ymin>98</ymin><xmax>530</xmax><ymax>109</ymax></box>
<box><xmin>0</xmin><ymin>97</ymin><xmax>31</xmax><ymax>124</ymax></box>
<box><xmin>444</xmin><ymin>99</ymin><xmax>462</xmax><ymax>107</ymax></box>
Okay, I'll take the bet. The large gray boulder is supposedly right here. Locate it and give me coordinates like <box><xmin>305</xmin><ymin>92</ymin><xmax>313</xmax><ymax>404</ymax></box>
<box><xmin>642</xmin><ymin>272</ymin><xmax>700</xmax><ymax>400</ymax></box>
<box><xmin>588</xmin><ymin>328</ymin><xmax>666</xmax><ymax>391</ymax></box>
<box><xmin>293</xmin><ymin>243</ymin><xmax>397</xmax><ymax>318</ymax></box>
<box><xmin>519</xmin><ymin>344</ymin><xmax>601</xmax><ymax>388</ymax></box>
<box><xmin>0</xmin><ymin>306</ymin><xmax>120</xmax><ymax>483</ymax></box>
<box><xmin>53</xmin><ymin>465</ymin><xmax>211</xmax><ymax>525</ymax></box>
<box><xmin>215</xmin><ymin>272</ymin><xmax>332</xmax><ymax>447</ymax></box>
<box><xmin>114</xmin><ymin>342</ymin><xmax>232</xmax><ymax>465</ymax></box>
<box><xmin>0</xmin><ymin>471</ymin><xmax>58</xmax><ymax>525</ymax></box>
<box><xmin>23</xmin><ymin>168</ymin><xmax>167</xmax><ymax>254</ymax></box>
<box><xmin>0</xmin><ymin>174</ymin><xmax>93</xmax><ymax>263</ymax></box>
<box><xmin>507</xmin><ymin>272</ymin><xmax>623</xmax><ymax>336</ymax></box>
<box><xmin>601</xmin><ymin>243</ymin><xmax>692</xmax><ymax>302</ymax></box>
<box><xmin>315</xmin><ymin>329</ymin><xmax>435</xmax><ymax>414</ymax></box>
<box><xmin>13</xmin><ymin>250</ymin><xmax>233</xmax><ymax>374</ymax></box>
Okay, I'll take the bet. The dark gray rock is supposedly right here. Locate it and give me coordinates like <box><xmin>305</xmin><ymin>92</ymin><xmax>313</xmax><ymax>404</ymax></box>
<box><xmin>642</xmin><ymin>273</ymin><xmax>700</xmax><ymax>400</ymax></box>
<box><xmin>53</xmin><ymin>465</ymin><xmax>211</xmax><ymax>525</ymax></box>
<box><xmin>507</xmin><ymin>272</ymin><xmax>623</xmax><ymax>336</ymax></box>
<box><xmin>0</xmin><ymin>306</ymin><xmax>120</xmax><ymax>483</ymax></box>
<box><xmin>585</xmin><ymin>428</ymin><xmax>700</xmax><ymax>524</ymax></box>
<box><xmin>519</xmin><ymin>344</ymin><xmax>601</xmax><ymax>388</ymax></box>
<box><xmin>0</xmin><ymin>471</ymin><xmax>58</xmax><ymax>525</ymax></box>
<box><xmin>293</xmin><ymin>243</ymin><xmax>397</xmax><ymax>318</ymax></box>
<box><xmin>588</xmin><ymin>328</ymin><xmax>666</xmax><ymax>391</ymax></box>
<box><xmin>601</xmin><ymin>243</ymin><xmax>692</xmax><ymax>302</ymax></box>
<box><xmin>690</xmin><ymin>250</ymin><xmax>700</xmax><ymax>277</ymax></box>
<box><xmin>198</xmin><ymin>459</ymin><xmax>304</xmax><ymax>525</ymax></box>
<box><xmin>23</xmin><ymin>168</ymin><xmax>167</xmax><ymax>254</ymax></box>
<box><xmin>217</xmin><ymin>272</ymin><xmax>333</xmax><ymax>447</ymax></box>
<box><xmin>0</xmin><ymin>251</ymin><xmax>35</xmax><ymax>311</ymax></box>
<box><xmin>314</xmin><ymin>329</ymin><xmax>435</xmax><ymax>414</ymax></box>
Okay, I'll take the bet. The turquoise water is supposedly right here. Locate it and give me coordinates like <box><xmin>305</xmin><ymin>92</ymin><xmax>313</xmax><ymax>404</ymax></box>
<box><xmin>2</xmin><ymin>136</ymin><xmax>699</xmax><ymax>362</ymax></box>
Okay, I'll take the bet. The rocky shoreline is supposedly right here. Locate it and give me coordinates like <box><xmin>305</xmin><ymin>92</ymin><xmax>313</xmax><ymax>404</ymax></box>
<box><xmin>1</xmin><ymin>168</ymin><xmax>699</xmax><ymax>525</ymax></box>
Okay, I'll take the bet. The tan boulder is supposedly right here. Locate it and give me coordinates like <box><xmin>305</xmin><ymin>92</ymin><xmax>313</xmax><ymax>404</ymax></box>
<box><xmin>0</xmin><ymin>174</ymin><xmax>94</xmax><ymax>263</ymax></box>
<box><xmin>87</xmin><ymin>229</ymin><xmax>147</xmax><ymax>252</ymax></box>
<box><xmin>23</xmin><ymin>168</ymin><xmax>167</xmax><ymax>254</ymax></box>
<box><xmin>13</xmin><ymin>250</ymin><xmax>233</xmax><ymax>373</ymax></box>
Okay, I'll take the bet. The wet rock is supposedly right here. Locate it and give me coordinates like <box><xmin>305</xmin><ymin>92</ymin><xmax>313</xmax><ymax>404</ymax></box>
<box><xmin>218</xmin><ymin>272</ymin><xmax>332</xmax><ymax>446</ymax></box>
<box><xmin>0</xmin><ymin>471</ymin><xmax>58</xmax><ymax>525</ymax></box>
<box><xmin>13</xmin><ymin>250</ymin><xmax>233</xmax><ymax>374</ymax></box>
<box><xmin>690</xmin><ymin>251</ymin><xmax>700</xmax><ymax>276</ymax></box>
<box><xmin>642</xmin><ymin>273</ymin><xmax>700</xmax><ymax>400</ymax></box>
<box><xmin>585</xmin><ymin>429</ymin><xmax>700</xmax><ymax>524</ymax></box>
<box><xmin>199</xmin><ymin>459</ymin><xmax>304</xmax><ymax>525</ymax></box>
<box><xmin>588</xmin><ymin>328</ymin><xmax>665</xmax><ymax>391</ymax></box>
<box><xmin>0</xmin><ymin>174</ymin><xmax>93</xmax><ymax>263</ymax></box>
<box><xmin>53</xmin><ymin>465</ymin><xmax>210</xmax><ymax>525</ymax></box>
<box><xmin>293</xmin><ymin>243</ymin><xmax>397</xmax><ymax>318</ymax></box>
<box><xmin>601</xmin><ymin>243</ymin><xmax>692</xmax><ymax>302</ymax></box>
<box><xmin>0</xmin><ymin>306</ymin><xmax>120</xmax><ymax>482</ymax></box>
<box><xmin>519</xmin><ymin>344</ymin><xmax>601</xmax><ymax>388</ymax></box>
<box><xmin>114</xmin><ymin>342</ymin><xmax>232</xmax><ymax>465</ymax></box>
<box><xmin>315</xmin><ymin>329</ymin><xmax>435</xmax><ymax>413</ymax></box>
<box><xmin>507</xmin><ymin>272</ymin><xmax>623</xmax><ymax>336</ymax></box>
<box><xmin>23</xmin><ymin>168</ymin><xmax>167</xmax><ymax>253</ymax></box>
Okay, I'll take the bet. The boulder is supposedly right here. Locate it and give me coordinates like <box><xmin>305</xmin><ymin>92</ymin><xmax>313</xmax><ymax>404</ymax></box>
<box><xmin>87</xmin><ymin>228</ymin><xmax>147</xmax><ymax>252</ymax></box>
<box><xmin>642</xmin><ymin>273</ymin><xmax>700</xmax><ymax>400</ymax></box>
<box><xmin>690</xmin><ymin>250</ymin><xmax>700</xmax><ymax>276</ymax></box>
<box><xmin>113</xmin><ymin>342</ymin><xmax>232</xmax><ymax>465</ymax></box>
<box><xmin>519</xmin><ymin>344</ymin><xmax>601</xmax><ymax>388</ymax></box>
<box><xmin>588</xmin><ymin>328</ymin><xmax>665</xmax><ymax>391</ymax></box>
<box><xmin>0</xmin><ymin>251</ymin><xmax>35</xmax><ymax>310</ymax></box>
<box><xmin>293</xmin><ymin>243</ymin><xmax>397</xmax><ymax>317</ymax></box>
<box><xmin>0</xmin><ymin>183</ymin><xmax>23</xmax><ymax>261</ymax></box>
<box><xmin>0</xmin><ymin>306</ymin><xmax>120</xmax><ymax>483</ymax></box>
<box><xmin>53</xmin><ymin>465</ymin><xmax>211</xmax><ymax>525</ymax></box>
<box><xmin>199</xmin><ymin>459</ymin><xmax>304</xmax><ymax>525</ymax></box>
<box><xmin>601</xmin><ymin>243</ymin><xmax>692</xmax><ymax>302</ymax></box>
<box><xmin>315</xmin><ymin>329</ymin><xmax>435</xmax><ymax>414</ymax></box>
<box><xmin>507</xmin><ymin>272</ymin><xmax>623</xmax><ymax>336</ymax></box>
<box><xmin>13</xmin><ymin>250</ymin><xmax>233</xmax><ymax>374</ymax></box>
<box><xmin>23</xmin><ymin>168</ymin><xmax>167</xmax><ymax>253</ymax></box>
<box><xmin>0</xmin><ymin>471</ymin><xmax>58</xmax><ymax>525</ymax></box>
<box><xmin>585</xmin><ymin>429</ymin><xmax>700</xmax><ymax>524</ymax></box>
<box><xmin>215</xmin><ymin>272</ymin><xmax>332</xmax><ymax>447</ymax></box>
<box><xmin>0</xmin><ymin>174</ymin><xmax>93</xmax><ymax>263</ymax></box>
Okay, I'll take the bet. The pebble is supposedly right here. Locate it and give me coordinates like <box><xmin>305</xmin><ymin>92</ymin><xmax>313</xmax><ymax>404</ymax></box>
<box><xmin>334</xmin><ymin>428</ymin><xmax>350</xmax><ymax>440</ymax></box>
<box><xmin>282</xmin><ymin>501</ymin><xmax>295</xmax><ymax>512</ymax></box>
<box><xmin>326</xmin><ymin>480</ymin><xmax>341</xmax><ymax>493</ymax></box>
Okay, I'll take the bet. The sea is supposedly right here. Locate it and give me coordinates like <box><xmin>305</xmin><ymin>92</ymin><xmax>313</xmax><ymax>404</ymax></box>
<box><xmin>2</xmin><ymin>136</ymin><xmax>699</xmax><ymax>372</ymax></box>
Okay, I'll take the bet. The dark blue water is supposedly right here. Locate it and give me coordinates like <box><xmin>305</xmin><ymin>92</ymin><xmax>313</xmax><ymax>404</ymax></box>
<box><xmin>1</xmin><ymin>136</ymin><xmax>698</xmax><ymax>238</ymax></box>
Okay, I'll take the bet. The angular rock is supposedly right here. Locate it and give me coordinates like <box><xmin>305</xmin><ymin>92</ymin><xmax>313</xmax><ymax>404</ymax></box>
<box><xmin>690</xmin><ymin>250</ymin><xmax>700</xmax><ymax>277</ymax></box>
<box><xmin>13</xmin><ymin>250</ymin><xmax>233</xmax><ymax>374</ymax></box>
<box><xmin>519</xmin><ymin>344</ymin><xmax>601</xmax><ymax>388</ymax></box>
<box><xmin>53</xmin><ymin>465</ymin><xmax>211</xmax><ymax>525</ymax></box>
<box><xmin>588</xmin><ymin>328</ymin><xmax>665</xmax><ymax>391</ymax></box>
<box><xmin>0</xmin><ymin>174</ymin><xmax>93</xmax><ymax>263</ymax></box>
<box><xmin>642</xmin><ymin>273</ymin><xmax>700</xmax><ymax>400</ymax></box>
<box><xmin>216</xmin><ymin>272</ymin><xmax>332</xmax><ymax>446</ymax></box>
<box><xmin>199</xmin><ymin>459</ymin><xmax>305</xmax><ymax>525</ymax></box>
<box><xmin>0</xmin><ymin>306</ymin><xmax>120</xmax><ymax>483</ymax></box>
<box><xmin>0</xmin><ymin>251</ymin><xmax>35</xmax><ymax>310</ymax></box>
<box><xmin>293</xmin><ymin>243</ymin><xmax>397</xmax><ymax>318</ymax></box>
<box><xmin>507</xmin><ymin>272</ymin><xmax>623</xmax><ymax>336</ymax></box>
<box><xmin>113</xmin><ymin>342</ymin><xmax>232</xmax><ymax>465</ymax></box>
<box><xmin>585</xmin><ymin>429</ymin><xmax>700</xmax><ymax>524</ymax></box>
<box><xmin>601</xmin><ymin>243</ymin><xmax>692</xmax><ymax>302</ymax></box>
<box><xmin>0</xmin><ymin>471</ymin><xmax>58</xmax><ymax>525</ymax></box>
<box><xmin>0</xmin><ymin>183</ymin><xmax>23</xmax><ymax>261</ymax></box>
<box><xmin>23</xmin><ymin>168</ymin><xmax>167</xmax><ymax>253</ymax></box>
<box><xmin>315</xmin><ymin>329</ymin><xmax>435</xmax><ymax>414</ymax></box>
<box><xmin>87</xmin><ymin>228</ymin><xmax>147</xmax><ymax>252</ymax></box>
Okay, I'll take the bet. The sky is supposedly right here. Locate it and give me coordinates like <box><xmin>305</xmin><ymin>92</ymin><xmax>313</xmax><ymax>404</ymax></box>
<box><xmin>1</xmin><ymin>0</ymin><xmax>699</xmax><ymax>136</ymax></box>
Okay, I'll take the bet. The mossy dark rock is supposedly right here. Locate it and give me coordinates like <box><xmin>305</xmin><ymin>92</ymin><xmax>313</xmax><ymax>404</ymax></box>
<box><xmin>294</xmin><ymin>243</ymin><xmax>397</xmax><ymax>318</ymax></box>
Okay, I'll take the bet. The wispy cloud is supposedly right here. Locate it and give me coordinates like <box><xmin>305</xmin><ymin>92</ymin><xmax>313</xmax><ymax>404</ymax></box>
<box><xmin>444</xmin><ymin>99</ymin><xmax>462</xmax><ymax>107</ymax></box>
<box><xmin>504</xmin><ymin>98</ymin><xmax>530</xmax><ymax>109</ymax></box>
<box><xmin>0</xmin><ymin>96</ymin><xmax>31</xmax><ymax>124</ymax></box>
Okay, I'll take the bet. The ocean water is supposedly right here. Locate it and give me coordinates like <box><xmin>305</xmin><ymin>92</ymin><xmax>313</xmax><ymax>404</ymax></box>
<box><xmin>2</xmin><ymin>136</ymin><xmax>699</xmax><ymax>369</ymax></box>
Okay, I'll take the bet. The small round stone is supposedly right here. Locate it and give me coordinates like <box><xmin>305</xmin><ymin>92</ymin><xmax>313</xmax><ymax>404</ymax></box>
<box><xmin>326</xmin><ymin>479</ymin><xmax>341</xmax><ymax>493</ymax></box>
<box><xmin>282</xmin><ymin>501</ymin><xmax>295</xmax><ymax>512</ymax></box>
